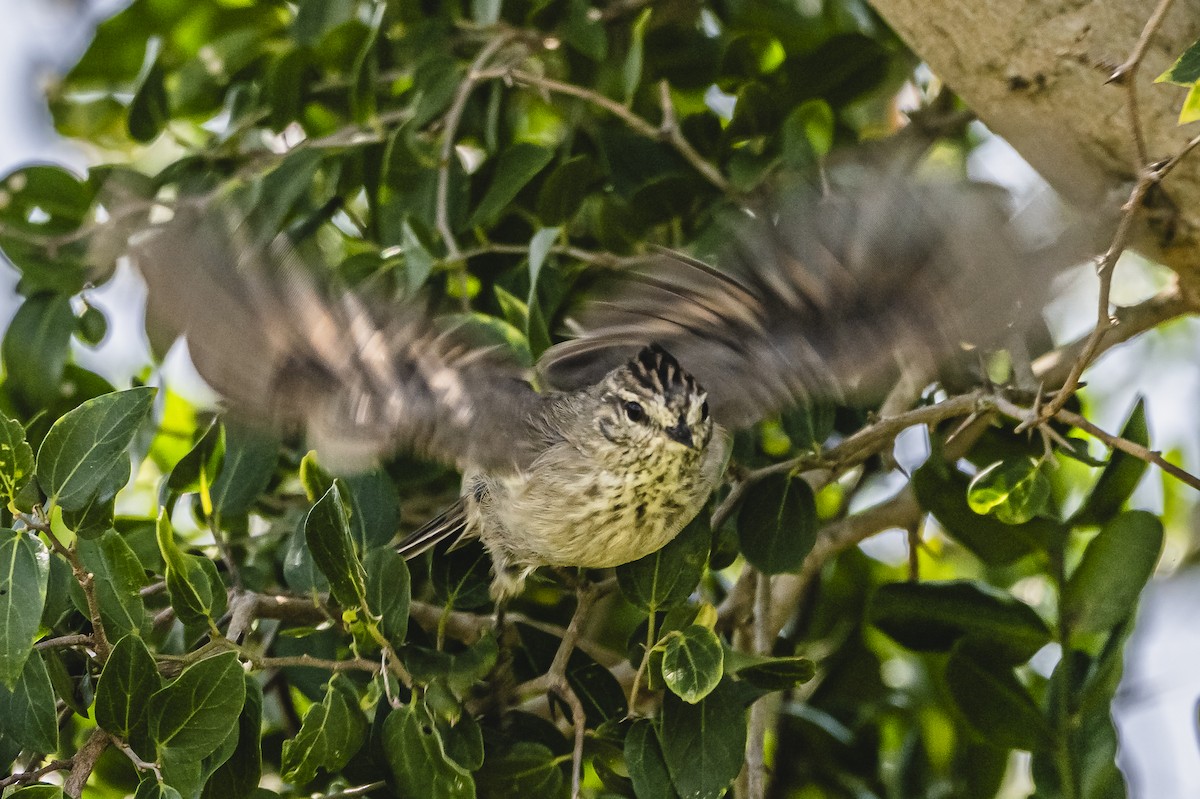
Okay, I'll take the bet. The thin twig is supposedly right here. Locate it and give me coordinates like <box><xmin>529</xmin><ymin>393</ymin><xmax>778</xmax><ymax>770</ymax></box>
<box><xmin>745</xmin><ymin>572</ymin><xmax>771</xmax><ymax>799</ymax></box>
<box><xmin>35</xmin><ymin>634</ymin><xmax>94</xmax><ymax>651</ymax></box>
<box><xmin>710</xmin><ymin>391</ymin><xmax>989</xmax><ymax>530</ymax></box>
<box><xmin>995</xmin><ymin>397</ymin><xmax>1200</xmax><ymax>492</ymax></box>
<box><xmin>507</xmin><ymin>69</ymin><xmax>730</xmax><ymax>193</ymax></box>
<box><xmin>0</xmin><ymin>758</ymin><xmax>74</xmax><ymax>789</ymax></box>
<box><xmin>437</xmin><ymin>32</ymin><xmax>519</xmax><ymax>305</ymax></box>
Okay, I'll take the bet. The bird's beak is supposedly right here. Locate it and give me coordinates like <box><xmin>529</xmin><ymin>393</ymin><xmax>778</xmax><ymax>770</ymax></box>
<box><xmin>666</xmin><ymin>420</ymin><xmax>695</xmax><ymax>448</ymax></box>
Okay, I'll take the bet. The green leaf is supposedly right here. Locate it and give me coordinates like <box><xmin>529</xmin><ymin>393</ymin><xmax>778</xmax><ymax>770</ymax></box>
<box><xmin>943</xmin><ymin>643</ymin><xmax>1053</xmax><ymax>751</ymax></box>
<box><xmin>617</xmin><ymin>515</ymin><xmax>709</xmax><ymax>612</ymax></box>
<box><xmin>736</xmin><ymin>473</ymin><xmax>816</xmax><ymax>574</ymax></box>
<box><xmin>622</xmin><ymin>8</ymin><xmax>651</xmax><ymax>102</ymax></box>
<box><xmin>95</xmin><ymin>633</ymin><xmax>162</xmax><ymax>745</ymax></box>
<box><xmin>967</xmin><ymin>457</ymin><xmax>1051</xmax><ymax>525</ymax></box>
<box><xmin>209</xmin><ymin>422</ymin><xmax>277</xmax><ymax>519</ymax></box>
<box><xmin>431</xmin><ymin>542</ymin><xmax>493</xmax><ymax>611</ymax></box>
<box><xmin>477</xmin><ymin>741</ymin><xmax>563</xmax><ymax>798</ymax></box>
<box><xmin>1156</xmin><ymin>38</ymin><xmax>1200</xmax><ymax>85</ymax></box>
<box><xmin>384</xmin><ymin>701</ymin><xmax>476</xmax><ymax>799</ymax></box>
<box><xmin>536</xmin><ymin>155</ymin><xmax>603</xmax><ymax>225</ymax></box>
<box><xmin>0</xmin><ymin>651</ymin><xmax>58</xmax><ymax>752</ymax></box>
<box><xmin>167</xmin><ymin>419</ymin><xmax>225</xmax><ymax>500</ymax></box>
<box><xmin>76</xmin><ymin>529</ymin><xmax>149</xmax><ymax>638</ymax></box>
<box><xmin>0</xmin><ymin>529</ymin><xmax>49</xmax><ymax>685</ymax></box>
<box><xmin>780</xmin><ymin>399</ymin><xmax>836</xmax><ymax>453</ymax></box>
<box><xmin>731</xmin><ymin>655</ymin><xmax>816</xmax><ymax>691</ymax></box>
<box><xmin>342</xmin><ymin>469</ymin><xmax>402</xmax><ymax>550</ymax></box>
<box><xmin>468</xmin><ymin>143</ymin><xmax>555</xmax><ymax>228</ymax></box>
<box><xmin>661</xmin><ymin>625</ymin><xmax>724</xmax><ymax>704</ymax></box>
<box><xmin>626</xmin><ymin>719</ymin><xmax>678</xmax><ymax>799</ymax></box>
<box><xmin>2</xmin><ymin>294</ymin><xmax>75</xmax><ymax>411</ymax></box>
<box><xmin>364</xmin><ymin>547</ymin><xmax>410</xmax><ymax>645</ymax></box>
<box><xmin>1063</xmin><ymin>510</ymin><xmax>1163</xmax><ymax>639</ymax></box>
<box><xmin>914</xmin><ymin>462</ymin><xmax>1058</xmax><ymax>563</ymax></box>
<box><xmin>281</xmin><ymin>675</ymin><xmax>367</xmax><ymax>786</ymax></box>
<box><xmin>133</xmin><ymin>780</ymin><xmax>183</xmax><ymax>799</ymax></box>
<box><xmin>304</xmin><ymin>484</ymin><xmax>367</xmax><ymax>609</ymax></box>
<box><xmin>201</xmin><ymin>675</ymin><xmax>262</xmax><ymax>799</ymax></box>
<box><xmin>128</xmin><ymin>37</ymin><xmax>169</xmax><ymax>142</ymax></box>
<box><xmin>148</xmin><ymin>651</ymin><xmax>246</xmax><ymax>760</ymax></box>
<box><xmin>59</xmin><ymin>453</ymin><xmax>126</xmax><ymax>540</ymax></box>
<box><xmin>1070</xmin><ymin>399</ymin><xmax>1149</xmax><ymax>526</ymax></box>
<box><xmin>0</xmin><ymin>413</ymin><xmax>34</xmax><ymax>508</ymax></box>
<box><xmin>659</xmin><ymin>678</ymin><xmax>747</xmax><ymax>799</ymax></box>
<box><xmin>1178</xmin><ymin>81</ymin><xmax>1200</xmax><ymax>124</ymax></box>
<box><xmin>156</xmin><ymin>511</ymin><xmax>226</xmax><ymax>627</ymax></box>
<box><xmin>781</xmin><ymin>99</ymin><xmax>835</xmax><ymax>167</ymax></box>
<box><xmin>8</xmin><ymin>786</ymin><xmax>66</xmax><ymax>798</ymax></box>
<box><xmin>36</xmin><ymin>386</ymin><xmax>156</xmax><ymax>512</ymax></box>
<box><xmin>869</xmin><ymin>580</ymin><xmax>1052</xmax><ymax>664</ymax></box>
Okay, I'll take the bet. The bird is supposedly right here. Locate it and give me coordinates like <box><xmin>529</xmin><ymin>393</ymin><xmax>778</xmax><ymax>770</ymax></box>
<box><xmin>125</xmin><ymin>159</ymin><xmax>1085</xmax><ymax>600</ymax></box>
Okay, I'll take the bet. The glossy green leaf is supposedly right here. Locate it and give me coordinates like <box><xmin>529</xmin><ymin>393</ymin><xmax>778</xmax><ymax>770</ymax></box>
<box><xmin>8</xmin><ymin>786</ymin><xmax>65</xmax><ymax>798</ymax></box>
<box><xmin>167</xmin><ymin>419</ymin><xmax>225</xmax><ymax>498</ymax></box>
<box><xmin>737</xmin><ymin>473</ymin><xmax>816</xmax><ymax>574</ymax></box>
<box><xmin>36</xmin><ymin>386</ymin><xmax>156</xmax><ymax>512</ymax></box>
<box><xmin>95</xmin><ymin>633</ymin><xmax>162</xmax><ymax>744</ymax></box>
<box><xmin>617</xmin><ymin>515</ymin><xmax>709</xmax><ymax>612</ymax></box>
<box><xmin>59</xmin><ymin>453</ymin><xmax>126</xmax><ymax>540</ymax></box>
<box><xmin>384</xmin><ymin>701</ymin><xmax>476</xmax><ymax>799</ymax></box>
<box><xmin>156</xmin><ymin>511</ymin><xmax>226</xmax><ymax>627</ymax></box>
<box><xmin>731</xmin><ymin>655</ymin><xmax>816</xmax><ymax>691</ymax></box>
<box><xmin>2</xmin><ymin>294</ymin><xmax>75</xmax><ymax>411</ymax></box>
<box><xmin>1156</xmin><ymin>38</ymin><xmax>1200</xmax><ymax>85</ymax></box>
<box><xmin>662</xmin><ymin>625</ymin><xmax>724</xmax><ymax>704</ymax></box>
<box><xmin>281</xmin><ymin>675</ymin><xmax>367</xmax><ymax>786</ymax></box>
<box><xmin>468</xmin><ymin>143</ymin><xmax>554</xmax><ymax>228</ymax></box>
<box><xmin>304</xmin><ymin>484</ymin><xmax>367</xmax><ymax>609</ymax></box>
<box><xmin>148</xmin><ymin>651</ymin><xmax>246</xmax><ymax>760</ymax></box>
<box><xmin>659</xmin><ymin>678</ymin><xmax>747</xmax><ymax>799</ymax></box>
<box><xmin>914</xmin><ymin>461</ymin><xmax>1059</xmax><ymax>563</ymax></box>
<box><xmin>869</xmin><ymin>580</ymin><xmax>1051</xmax><ymax>664</ymax></box>
<box><xmin>0</xmin><ymin>529</ymin><xmax>49</xmax><ymax>685</ymax></box>
<box><xmin>1071</xmin><ymin>399</ymin><xmax>1149</xmax><ymax>526</ymax></box>
<box><xmin>0</xmin><ymin>413</ymin><xmax>34</xmax><ymax>508</ymax></box>
<box><xmin>0</xmin><ymin>651</ymin><xmax>58</xmax><ymax>752</ymax></box>
<box><xmin>967</xmin><ymin>457</ymin><xmax>1051</xmax><ymax>525</ymax></box>
<box><xmin>364</xmin><ymin>547</ymin><xmax>410</xmax><ymax>645</ymax></box>
<box><xmin>626</xmin><ymin>719</ymin><xmax>678</xmax><ymax>799</ymax></box>
<box><xmin>76</xmin><ymin>529</ymin><xmax>149</xmax><ymax>638</ymax></box>
<box><xmin>201</xmin><ymin>675</ymin><xmax>262</xmax><ymax>799</ymax></box>
<box><xmin>1063</xmin><ymin>510</ymin><xmax>1163</xmax><ymax>638</ymax></box>
<box><xmin>343</xmin><ymin>468</ymin><xmax>401</xmax><ymax>549</ymax></box>
<box><xmin>943</xmin><ymin>643</ymin><xmax>1052</xmax><ymax>751</ymax></box>
<box><xmin>477</xmin><ymin>741</ymin><xmax>563</xmax><ymax>797</ymax></box>
<box><xmin>431</xmin><ymin>541</ymin><xmax>493</xmax><ymax>611</ymax></box>
<box><xmin>209</xmin><ymin>422</ymin><xmax>277</xmax><ymax>519</ymax></box>
<box><xmin>133</xmin><ymin>780</ymin><xmax>183</xmax><ymax>799</ymax></box>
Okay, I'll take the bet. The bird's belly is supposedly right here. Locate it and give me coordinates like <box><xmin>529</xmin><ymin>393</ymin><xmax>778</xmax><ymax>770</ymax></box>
<box><xmin>488</xmin><ymin>455</ymin><xmax>710</xmax><ymax>568</ymax></box>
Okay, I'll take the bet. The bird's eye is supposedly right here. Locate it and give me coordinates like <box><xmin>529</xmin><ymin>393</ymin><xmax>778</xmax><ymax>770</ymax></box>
<box><xmin>700</xmin><ymin>400</ymin><xmax>709</xmax><ymax>421</ymax></box>
<box><xmin>624</xmin><ymin>401</ymin><xmax>645</xmax><ymax>422</ymax></box>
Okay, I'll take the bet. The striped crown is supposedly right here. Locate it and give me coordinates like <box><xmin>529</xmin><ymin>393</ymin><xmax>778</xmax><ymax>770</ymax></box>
<box><xmin>628</xmin><ymin>344</ymin><xmax>701</xmax><ymax>399</ymax></box>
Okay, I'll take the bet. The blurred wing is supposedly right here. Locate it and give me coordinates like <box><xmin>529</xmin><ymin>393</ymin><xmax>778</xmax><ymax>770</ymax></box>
<box><xmin>540</xmin><ymin>166</ymin><xmax>1091</xmax><ymax>429</ymax></box>
<box><xmin>130</xmin><ymin>201</ymin><xmax>544</xmax><ymax>473</ymax></box>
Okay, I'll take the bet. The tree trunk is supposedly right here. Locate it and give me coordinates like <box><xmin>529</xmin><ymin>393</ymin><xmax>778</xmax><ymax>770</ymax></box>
<box><xmin>871</xmin><ymin>0</ymin><xmax>1200</xmax><ymax>283</ymax></box>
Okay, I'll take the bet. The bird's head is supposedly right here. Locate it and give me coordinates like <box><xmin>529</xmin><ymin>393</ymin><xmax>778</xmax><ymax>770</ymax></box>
<box><xmin>595</xmin><ymin>344</ymin><xmax>713</xmax><ymax>452</ymax></box>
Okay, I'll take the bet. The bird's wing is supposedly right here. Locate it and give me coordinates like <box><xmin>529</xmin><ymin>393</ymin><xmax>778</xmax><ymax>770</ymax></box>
<box><xmin>130</xmin><ymin>200</ymin><xmax>545</xmax><ymax>473</ymax></box>
<box><xmin>539</xmin><ymin>165</ymin><xmax>1093</xmax><ymax>429</ymax></box>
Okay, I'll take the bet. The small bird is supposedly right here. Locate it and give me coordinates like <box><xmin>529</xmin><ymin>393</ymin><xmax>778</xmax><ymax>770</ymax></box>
<box><xmin>127</xmin><ymin>161</ymin><xmax>1082</xmax><ymax>599</ymax></box>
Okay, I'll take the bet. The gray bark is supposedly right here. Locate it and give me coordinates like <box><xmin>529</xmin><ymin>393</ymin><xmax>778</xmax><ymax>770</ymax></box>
<box><xmin>871</xmin><ymin>0</ymin><xmax>1200</xmax><ymax>284</ymax></box>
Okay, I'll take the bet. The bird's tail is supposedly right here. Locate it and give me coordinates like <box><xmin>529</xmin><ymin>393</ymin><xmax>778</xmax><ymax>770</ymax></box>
<box><xmin>395</xmin><ymin>497</ymin><xmax>473</xmax><ymax>559</ymax></box>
